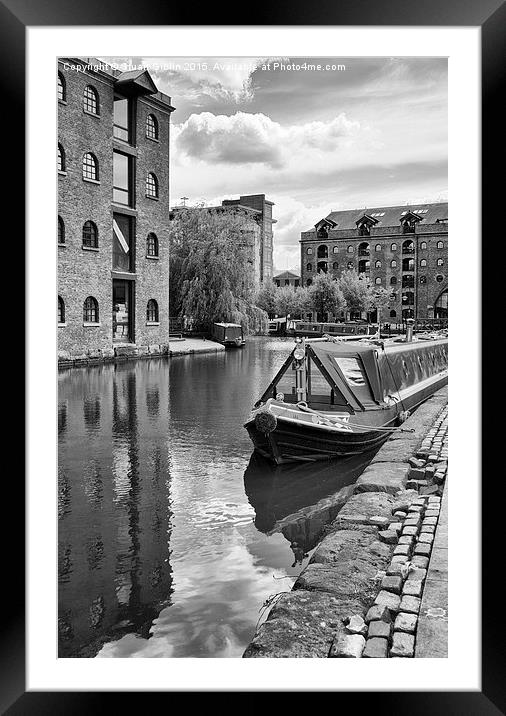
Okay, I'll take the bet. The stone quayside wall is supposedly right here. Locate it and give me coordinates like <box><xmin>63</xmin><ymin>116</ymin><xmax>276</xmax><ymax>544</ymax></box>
<box><xmin>243</xmin><ymin>387</ymin><xmax>448</xmax><ymax>658</ymax></box>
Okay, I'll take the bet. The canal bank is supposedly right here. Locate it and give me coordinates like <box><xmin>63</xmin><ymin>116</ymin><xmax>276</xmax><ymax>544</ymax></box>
<box><xmin>58</xmin><ymin>337</ymin><xmax>225</xmax><ymax>369</ymax></box>
<box><xmin>243</xmin><ymin>386</ymin><xmax>448</xmax><ymax>658</ymax></box>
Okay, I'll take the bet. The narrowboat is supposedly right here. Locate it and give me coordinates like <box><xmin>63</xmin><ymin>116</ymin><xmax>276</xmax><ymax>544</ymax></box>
<box><xmin>244</xmin><ymin>334</ymin><xmax>448</xmax><ymax>464</ymax></box>
<box><xmin>289</xmin><ymin>320</ymin><xmax>379</xmax><ymax>339</ymax></box>
<box><xmin>211</xmin><ymin>322</ymin><xmax>245</xmax><ymax>348</ymax></box>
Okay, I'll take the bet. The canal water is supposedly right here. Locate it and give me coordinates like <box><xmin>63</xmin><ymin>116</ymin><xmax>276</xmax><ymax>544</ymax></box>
<box><xmin>58</xmin><ymin>337</ymin><xmax>377</xmax><ymax>658</ymax></box>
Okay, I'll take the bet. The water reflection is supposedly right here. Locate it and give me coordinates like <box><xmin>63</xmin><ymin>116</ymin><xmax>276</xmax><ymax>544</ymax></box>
<box><xmin>58</xmin><ymin>338</ymin><xmax>374</xmax><ymax>658</ymax></box>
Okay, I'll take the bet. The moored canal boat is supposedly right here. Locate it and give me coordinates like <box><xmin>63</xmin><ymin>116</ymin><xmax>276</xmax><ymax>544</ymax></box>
<box><xmin>211</xmin><ymin>322</ymin><xmax>246</xmax><ymax>348</ymax></box>
<box><xmin>244</xmin><ymin>334</ymin><xmax>448</xmax><ymax>464</ymax></box>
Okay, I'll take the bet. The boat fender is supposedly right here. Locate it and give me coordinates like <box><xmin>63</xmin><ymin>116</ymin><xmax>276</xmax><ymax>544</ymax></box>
<box><xmin>255</xmin><ymin>410</ymin><xmax>277</xmax><ymax>434</ymax></box>
<box><xmin>399</xmin><ymin>410</ymin><xmax>411</xmax><ymax>424</ymax></box>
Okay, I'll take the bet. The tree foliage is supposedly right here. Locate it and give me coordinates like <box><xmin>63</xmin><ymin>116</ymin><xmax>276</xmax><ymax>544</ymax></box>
<box><xmin>338</xmin><ymin>270</ymin><xmax>373</xmax><ymax>314</ymax></box>
<box><xmin>307</xmin><ymin>272</ymin><xmax>346</xmax><ymax>318</ymax></box>
<box><xmin>273</xmin><ymin>285</ymin><xmax>311</xmax><ymax>318</ymax></box>
<box><xmin>169</xmin><ymin>207</ymin><xmax>268</xmax><ymax>334</ymax></box>
<box><xmin>255</xmin><ymin>281</ymin><xmax>277</xmax><ymax>317</ymax></box>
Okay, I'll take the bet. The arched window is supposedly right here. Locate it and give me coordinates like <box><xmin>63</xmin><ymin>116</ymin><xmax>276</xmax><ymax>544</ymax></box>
<box><xmin>317</xmin><ymin>261</ymin><xmax>328</xmax><ymax>274</ymax></box>
<box><xmin>375</xmin><ymin>277</ymin><xmax>382</xmax><ymax>285</ymax></box>
<box><xmin>420</xmin><ymin>241</ymin><xmax>427</xmax><ymax>249</ymax></box>
<box><xmin>436</xmin><ymin>274</ymin><xmax>444</xmax><ymax>283</ymax></box>
<box><xmin>83</xmin><ymin>85</ymin><xmax>99</xmax><ymax>115</ymax></box>
<box><xmin>58</xmin><ymin>72</ymin><xmax>65</xmax><ymax>102</ymax></box>
<box><xmin>389</xmin><ymin>310</ymin><xmax>397</xmax><ymax>318</ymax></box>
<box><xmin>402</xmin><ymin>292</ymin><xmax>414</xmax><ymax>306</ymax></box>
<box><xmin>358</xmin><ymin>242</ymin><xmax>370</xmax><ymax>256</ymax></box>
<box><xmin>317</xmin><ymin>226</ymin><xmax>328</xmax><ymax>238</ymax></box>
<box><xmin>437</xmin><ymin>241</ymin><xmax>444</xmax><ymax>249</ymax></box>
<box><xmin>58</xmin><ymin>296</ymin><xmax>65</xmax><ymax>324</ymax></box>
<box><xmin>347</xmin><ymin>245</ymin><xmax>354</xmax><ymax>254</ymax></box>
<box><xmin>146</xmin><ymin>173</ymin><xmax>159</xmax><ymax>198</ymax></box>
<box><xmin>420</xmin><ymin>259</ymin><xmax>427</xmax><ymax>267</ymax></box>
<box><xmin>306</xmin><ymin>278</ymin><xmax>312</xmax><ymax>287</ymax></box>
<box><xmin>58</xmin><ymin>143</ymin><xmax>65</xmax><ymax>172</ymax></box>
<box><xmin>83</xmin><ymin>296</ymin><xmax>99</xmax><ymax>323</ymax></box>
<box><xmin>317</xmin><ymin>245</ymin><xmax>328</xmax><ymax>259</ymax></box>
<box><xmin>402</xmin><ymin>239</ymin><xmax>415</xmax><ymax>253</ymax></box>
<box><xmin>391</xmin><ymin>259</ymin><xmax>397</xmax><ymax>268</ymax></box>
<box><xmin>58</xmin><ymin>216</ymin><xmax>65</xmax><ymax>244</ymax></box>
<box><xmin>434</xmin><ymin>288</ymin><xmax>448</xmax><ymax>318</ymax></box>
<box><xmin>347</xmin><ymin>261</ymin><xmax>354</xmax><ymax>269</ymax></box>
<box><xmin>333</xmin><ymin>261</ymin><xmax>339</xmax><ymax>270</ymax></box>
<box><xmin>147</xmin><ymin>299</ymin><xmax>159</xmax><ymax>322</ymax></box>
<box><xmin>306</xmin><ymin>247</ymin><xmax>313</xmax><ymax>255</ymax></box>
<box><xmin>391</xmin><ymin>243</ymin><xmax>397</xmax><ymax>251</ymax></box>
<box><xmin>420</xmin><ymin>275</ymin><xmax>427</xmax><ymax>284</ymax></box>
<box><xmin>306</xmin><ymin>263</ymin><xmax>312</xmax><ymax>272</ymax></box>
<box><xmin>375</xmin><ymin>260</ymin><xmax>381</xmax><ymax>268</ymax></box>
<box><xmin>82</xmin><ymin>220</ymin><xmax>98</xmax><ymax>248</ymax></box>
<box><xmin>146</xmin><ymin>114</ymin><xmax>159</xmax><ymax>140</ymax></box>
<box><xmin>332</xmin><ymin>246</ymin><xmax>339</xmax><ymax>254</ymax></box>
<box><xmin>375</xmin><ymin>244</ymin><xmax>382</xmax><ymax>252</ymax></box>
<box><xmin>146</xmin><ymin>232</ymin><xmax>159</xmax><ymax>257</ymax></box>
<box><xmin>82</xmin><ymin>153</ymin><xmax>98</xmax><ymax>181</ymax></box>
<box><xmin>437</xmin><ymin>258</ymin><xmax>444</xmax><ymax>266</ymax></box>
<box><xmin>390</xmin><ymin>276</ymin><xmax>397</xmax><ymax>285</ymax></box>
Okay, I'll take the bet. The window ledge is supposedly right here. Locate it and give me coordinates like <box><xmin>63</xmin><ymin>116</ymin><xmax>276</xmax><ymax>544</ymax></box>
<box><xmin>83</xmin><ymin>178</ymin><xmax>101</xmax><ymax>185</ymax></box>
<box><xmin>58</xmin><ymin>171</ymin><xmax>67</xmax><ymax>176</ymax></box>
<box><xmin>58</xmin><ymin>99</ymin><xmax>67</xmax><ymax>106</ymax></box>
<box><xmin>146</xmin><ymin>255</ymin><xmax>159</xmax><ymax>260</ymax></box>
<box><xmin>58</xmin><ymin>242</ymin><xmax>66</xmax><ymax>247</ymax></box>
<box><xmin>83</xmin><ymin>109</ymin><xmax>101</xmax><ymax>119</ymax></box>
<box><xmin>83</xmin><ymin>322</ymin><xmax>101</xmax><ymax>327</ymax></box>
<box><xmin>146</xmin><ymin>321</ymin><xmax>160</xmax><ymax>326</ymax></box>
<box><xmin>58</xmin><ymin>322</ymin><xmax>67</xmax><ymax>327</ymax></box>
<box><xmin>146</xmin><ymin>136</ymin><xmax>160</xmax><ymax>143</ymax></box>
<box><xmin>145</xmin><ymin>194</ymin><xmax>159</xmax><ymax>201</ymax></box>
<box><xmin>82</xmin><ymin>246</ymin><xmax>99</xmax><ymax>252</ymax></box>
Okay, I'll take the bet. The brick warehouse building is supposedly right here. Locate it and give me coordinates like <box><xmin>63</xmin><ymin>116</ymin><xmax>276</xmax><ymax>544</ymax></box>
<box><xmin>300</xmin><ymin>202</ymin><xmax>448</xmax><ymax>323</ymax></box>
<box><xmin>58</xmin><ymin>58</ymin><xmax>174</xmax><ymax>360</ymax></box>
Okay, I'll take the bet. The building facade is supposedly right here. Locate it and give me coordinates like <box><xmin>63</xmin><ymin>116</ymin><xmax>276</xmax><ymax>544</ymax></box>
<box><xmin>58</xmin><ymin>58</ymin><xmax>174</xmax><ymax>359</ymax></box>
<box><xmin>273</xmin><ymin>270</ymin><xmax>300</xmax><ymax>287</ymax></box>
<box><xmin>222</xmin><ymin>194</ymin><xmax>275</xmax><ymax>283</ymax></box>
<box><xmin>300</xmin><ymin>203</ymin><xmax>448</xmax><ymax>322</ymax></box>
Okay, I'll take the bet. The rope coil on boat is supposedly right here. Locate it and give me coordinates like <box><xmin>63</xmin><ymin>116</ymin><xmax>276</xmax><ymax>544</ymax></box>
<box><xmin>255</xmin><ymin>410</ymin><xmax>277</xmax><ymax>434</ymax></box>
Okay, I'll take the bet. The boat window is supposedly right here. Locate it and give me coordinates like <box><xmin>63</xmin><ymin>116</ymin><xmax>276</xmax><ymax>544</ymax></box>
<box><xmin>334</xmin><ymin>357</ymin><xmax>367</xmax><ymax>387</ymax></box>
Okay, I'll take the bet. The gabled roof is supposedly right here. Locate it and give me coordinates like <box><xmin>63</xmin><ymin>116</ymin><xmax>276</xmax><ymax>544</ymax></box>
<box><xmin>115</xmin><ymin>69</ymin><xmax>158</xmax><ymax>96</ymax></box>
<box><xmin>274</xmin><ymin>270</ymin><xmax>300</xmax><ymax>280</ymax></box>
<box><xmin>319</xmin><ymin>202</ymin><xmax>448</xmax><ymax>231</ymax></box>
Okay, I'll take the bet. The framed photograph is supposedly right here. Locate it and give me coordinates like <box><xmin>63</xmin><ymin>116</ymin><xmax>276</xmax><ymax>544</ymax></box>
<box><xmin>4</xmin><ymin>0</ymin><xmax>501</xmax><ymax>708</ymax></box>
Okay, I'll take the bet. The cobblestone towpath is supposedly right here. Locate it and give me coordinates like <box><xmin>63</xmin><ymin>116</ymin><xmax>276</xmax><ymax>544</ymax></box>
<box><xmin>243</xmin><ymin>387</ymin><xmax>448</xmax><ymax>658</ymax></box>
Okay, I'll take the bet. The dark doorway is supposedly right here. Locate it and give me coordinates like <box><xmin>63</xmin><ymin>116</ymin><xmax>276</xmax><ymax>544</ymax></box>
<box><xmin>113</xmin><ymin>280</ymin><xmax>134</xmax><ymax>342</ymax></box>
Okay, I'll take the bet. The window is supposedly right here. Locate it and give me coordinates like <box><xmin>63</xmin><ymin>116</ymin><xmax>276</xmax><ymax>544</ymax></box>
<box><xmin>391</xmin><ymin>243</ymin><xmax>397</xmax><ymax>251</ymax></box>
<box><xmin>347</xmin><ymin>245</ymin><xmax>354</xmax><ymax>254</ymax></box>
<box><xmin>347</xmin><ymin>261</ymin><xmax>354</xmax><ymax>270</ymax></box>
<box><xmin>146</xmin><ymin>232</ymin><xmax>159</xmax><ymax>257</ymax></box>
<box><xmin>437</xmin><ymin>241</ymin><xmax>444</xmax><ymax>249</ymax></box>
<box><xmin>420</xmin><ymin>275</ymin><xmax>427</xmax><ymax>284</ymax></box>
<box><xmin>317</xmin><ymin>244</ymin><xmax>328</xmax><ymax>259</ymax></box>
<box><xmin>375</xmin><ymin>244</ymin><xmax>382</xmax><ymax>252</ymax></box>
<box><xmin>147</xmin><ymin>299</ymin><xmax>159</xmax><ymax>323</ymax></box>
<box><xmin>58</xmin><ymin>296</ymin><xmax>65</xmax><ymax>324</ymax></box>
<box><xmin>275</xmin><ymin>280</ymin><xmax>280</xmax><ymax>287</ymax></box>
<box><xmin>58</xmin><ymin>216</ymin><xmax>65</xmax><ymax>244</ymax></box>
<box><xmin>317</xmin><ymin>261</ymin><xmax>328</xmax><ymax>273</ymax></box>
<box><xmin>333</xmin><ymin>261</ymin><xmax>339</xmax><ymax>270</ymax></box>
<box><xmin>358</xmin><ymin>222</ymin><xmax>370</xmax><ymax>236</ymax></box>
<box><xmin>306</xmin><ymin>247</ymin><xmax>313</xmax><ymax>255</ymax></box>
<box><xmin>375</xmin><ymin>277</ymin><xmax>382</xmax><ymax>285</ymax></box>
<box><xmin>402</xmin><ymin>240</ymin><xmax>415</xmax><ymax>253</ymax></box>
<box><xmin>332</xmin><ymin>246</ymin><xmax>339</xmax><ymax>254</ymax></box>
<box><xmin>317</xmin><ymin>226</ymin><xmax>328</xmax><ymax>238</ymax></box>
<box><xmin>82</xmin><ymin>153</ymin><xmax>98</xmax><ymax>181</ymax></box>
<box><xmin>358</xmin><ymin>242</ymin><xmax>370</xmax><ymax>256</ymax></box>
<box><xmin>83</xmin><ymin>296</ymin><xmax>99</xmax><ymax>323</ymax></box>
<box><xmin>146</xmin><ymin>172</ymin><xmax>158</xmax><ymax>198</ymax></box>
<box><xmin>58</xmin><ymin>143</ymin><xmax>65</xmax><ymax>172</ymax></box>
<box><xmin>375</xmin><ymin>260</ymin><xmax>381</xmax><ymax>268</ymax></box>
<box><xmin>284</xmin><ymin>279</ymin><xmax>290</xmax><ymax>286</ymax></box>
<box><xmin>390</xmin><ymin>276</ymin><xmax>397</xmax><ymax>285</ymax></box>
<box><xmin>437</xmin><ymin>258</ymin><xmax>444</xmax><ymax>266</ymax></box>
<box><xmin>420</xmin><ymin>259</ymin><xmax>427</xmax><ymax>267</ymax></box>
<box><xmin>146</xmin><ymin>114</ymin><xmax>159</xmax><ymax>140</ymax></box>
<box><xmin>306</xmin><ymin>278</ymin><xmax>312</xmax><ymax>286</ymax></box>
<box><xmin>306</xmin><ymin>263</ymin><xmax>312</xmax><ymax>271</ymax></box>
<box><xmin>390</xmin><ymin>259</ymin><xmax>397</xmax><ymax>268</ymax></box>
<box><xmin>389</xmin><ymin>310</ymin><xmax>397</xmax><ymax>318</ymax></box>
<box><xmin>420</xmin><ymin>241</ymin><xmax>427</xmax><ymax>249</ymax></box>
<box><xmin>114</xmin><ymin>95</ymin><xmax>131</xmax><ymax>142</ymax></box>
<box><xmin>358</xmin><ymin>259</ymin><xmax>370</xmax><ymax>273</ymax></box>
<box><xmin>82</xmin><ymin>220</ymin><xmax>98</xmax><ymax>249</ymax></box>
<box><xmin>113</xmin><ymin>214</ymin><xmax>134</xmax><ymax>272</ymax></box>
<box><xmin>402</xmin><ymin>258</ymin><xmax>415</xmax><ymax>271</ymax></box>
<box><xmin>113</xmin><ymin>151</ymin><xmax>132</xmax><ymax>205</ymax></box>
<box><xmin>83</xmin><ymin>85</ymin><xmax>99</xmax><ymax>115</ymax></box>
<box><xmin>402</xmin><ymin>292</ymin><xmax>414</xmax><ymax>306</ymax></box>
<box><xmin>58</xmin><ymin>72</ymin><xmax>65</xmax><ymax>101</ymax></box>
<box><xmin>436</xmin><ymin>274</ymin><xmax>444</xmax><ymax>283</ymax></box>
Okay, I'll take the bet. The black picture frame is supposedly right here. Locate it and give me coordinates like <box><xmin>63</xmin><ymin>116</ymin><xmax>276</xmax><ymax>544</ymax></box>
<box><xmin>4</xmin><ymin>0</ymin><xmax>502</xmax><ymax>710</ymax></box>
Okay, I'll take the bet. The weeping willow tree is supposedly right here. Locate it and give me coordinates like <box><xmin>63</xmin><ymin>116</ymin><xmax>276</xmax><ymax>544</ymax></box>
<box><xmin>169</xmin><ymin>206</ymin><xmax>269</xmax><ymax>334</ymax></box>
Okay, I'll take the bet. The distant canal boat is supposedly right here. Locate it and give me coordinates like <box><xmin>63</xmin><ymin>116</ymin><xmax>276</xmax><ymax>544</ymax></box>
<box><xmin>211</xmin><ymin>322</ymin><xmax>246</xmax><ymax>348</ymax></box>
<box><xmin>268</xmin><ymin>317</ymin><xmax>287</xmax><ymax>335</ymax></box>
<box><xmin>289</xmin><ymin>320</ymin><xmax>379</xmax><ymax>339</ymax></box>
<box><xmin>244</xmin><ymin>335</ymin><xmax>448</xmax><ymax>464</ymax></box>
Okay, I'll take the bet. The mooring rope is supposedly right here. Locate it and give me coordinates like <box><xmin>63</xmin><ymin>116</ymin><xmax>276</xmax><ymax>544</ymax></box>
<box><xmin>295</xmin><ymin>401</ymin><xmax>414</xmax><ymax>433</ymax></box>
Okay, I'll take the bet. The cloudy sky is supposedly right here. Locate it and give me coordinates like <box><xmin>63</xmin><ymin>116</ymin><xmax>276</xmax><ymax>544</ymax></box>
<box><xmin>108</xmin><ymin>56</ymin><xmax>447</xmax><ymax>272</ymax></box>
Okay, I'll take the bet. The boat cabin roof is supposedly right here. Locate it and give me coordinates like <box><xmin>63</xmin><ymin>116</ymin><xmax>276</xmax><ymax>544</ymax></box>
<box><xmin>213</xmin><ymin>322</ymin><xmax>242</xmax><ymax>328</ymax></box>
